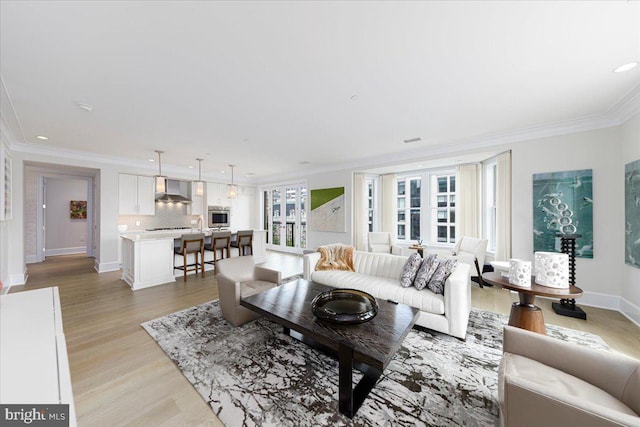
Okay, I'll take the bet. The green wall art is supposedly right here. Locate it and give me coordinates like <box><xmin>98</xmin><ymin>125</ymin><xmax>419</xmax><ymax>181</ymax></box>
<box><xmin>533</xmin><ymin>169</ymin><xmax>593</xmax><ymax>258</ymax></box>
<box><xmin>310</xmin><ymin>186</ymin><xmax>345</xmax><ymax>232</ymax></box>
<box><xmin>625</xmin><ymin>159</ymin><xmax>640</xmax><ymax>269</ymax></box>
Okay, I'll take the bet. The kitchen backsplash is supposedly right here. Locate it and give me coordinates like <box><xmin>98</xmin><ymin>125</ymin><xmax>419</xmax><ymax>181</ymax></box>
<box><xmin>118</xmin><ymin>203</ymin><xmax>200</xmax><ymax>231</ymax></box>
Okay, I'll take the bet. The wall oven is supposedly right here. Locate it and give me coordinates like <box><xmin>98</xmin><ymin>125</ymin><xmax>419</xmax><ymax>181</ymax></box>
<box><xmin>208</xmin><ymin>206</ymin><xmax>230</xmax><ymax>228</ymax></box>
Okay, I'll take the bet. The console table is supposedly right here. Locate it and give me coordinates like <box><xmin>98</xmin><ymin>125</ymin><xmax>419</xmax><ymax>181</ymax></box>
<box><xmin>482</xmin><ymin>272</ymin><xmax>583</xmax><ymax>335</ymax></box>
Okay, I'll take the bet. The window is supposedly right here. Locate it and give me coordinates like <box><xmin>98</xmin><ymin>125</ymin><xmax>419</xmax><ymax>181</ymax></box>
<box><xmin>397</xmin><ymin>177</ymin><xmax>421</xmax><ymax>241</ymax></box>
<box><xmin>431</xmin><ymin>174</ymin><xmax>456</xmax><ymax>244</ymax></box>
<box><xmin>367</xmin><ymin>180</ymin><xmax>374</xmax><ymax>232</ymax></box>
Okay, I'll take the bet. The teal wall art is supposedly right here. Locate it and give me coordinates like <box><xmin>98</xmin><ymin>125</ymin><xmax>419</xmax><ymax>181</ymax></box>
<box><xmin>625</xmin><ymin>159</ymin><xmax>640</xmax><ymax>269</ymax></box>
<box><xmin>533</xmin><ymin>169</ymin><xmax>593</xmax><ymax>258</ymax></box>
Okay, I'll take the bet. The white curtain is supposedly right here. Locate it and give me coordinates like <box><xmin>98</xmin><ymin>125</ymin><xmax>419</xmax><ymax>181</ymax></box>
<box><xmin>353</xmin><ymin>173</ymin><xmax>368</xmax><ymax>251</ymax></box>
<box><xmin>495</xmin><ymin>151</ymin><xmax>512</xmax><ymax>261</ymax></box>
<box><xmin>456</xmin><ymin>163</ymin><xmax>482</xmax><ymax>239</ymax></box>
<box><xmin>381</xmin><ymin>174</ymin><xmax>396</xmax><ymax>238</ymax></box>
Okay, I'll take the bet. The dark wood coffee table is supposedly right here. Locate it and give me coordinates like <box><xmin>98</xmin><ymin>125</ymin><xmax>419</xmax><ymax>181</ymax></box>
<box><xmin>240</xmin><ymin>279</ymin><xmax>419</xmax><ymax>418</ymax></box>
<box><xmin>482</xmin><ymin>272</ymin><xmax>583</xmax><ymax>335</ymax></box>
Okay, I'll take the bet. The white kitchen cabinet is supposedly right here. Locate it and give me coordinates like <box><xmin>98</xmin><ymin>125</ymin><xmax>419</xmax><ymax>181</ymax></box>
<box><xmin>206</xmin><ymin>182</ymin><xmax>231</xmax><ymax>207</ymax></box>
<box><xmin>118</xmin><ymin>174</ymin><xmax>155</xmax><ymax>215</ymax></box>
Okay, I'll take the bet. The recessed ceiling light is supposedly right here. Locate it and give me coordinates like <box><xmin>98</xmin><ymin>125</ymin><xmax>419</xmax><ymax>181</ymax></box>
<box><xmin>220</xmin><ymin>170</ymin><xmax>225</xmax><ymax>174</ymax></box>
<box><xmin>614</xmin><ymin>62</ymin><xmax>638</xmax><ymax>73</ymax></box>
<box><xmin>246</xmin><ymin>172</ymin><xmax>256</xmax><ymax>176</ymax></box>
<box><xmin>188</xmin><ymin>165</ymin><xmax>194</xmax><ymax>169</ymax></box>
<box><xmin>77</xmin><ymin>103</ymin><xmax>93</xmax><ymax>112</ymax></box>
<box><xmin>403</xmin><ymin>137</ymin><xmax>422</xmax><ymax>144</ymax></box>
<box><xmin>148</xmin><ymin>159</ymin><xmax>155</xmax><ymax>162</ymax></box>
<box><xmin>36</xmin><ymin>135</ymin><xmax>48</xmax><ymax>140</ymax></box>
<box><xmin>350</xmin><ymin>94</ymin><xmax>358</xmax><ymax>101</ymax></box>
<box><xmin>299</xmin><ymin>161</ymin><xmax>311</xmax><ymax>165</ymax></box>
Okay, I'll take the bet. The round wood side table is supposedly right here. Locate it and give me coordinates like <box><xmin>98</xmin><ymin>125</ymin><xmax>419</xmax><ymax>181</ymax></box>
<box><xmin>481</xmin><ymin>272</ymin><xmax>583</xmax><ymax>335</ymax></box>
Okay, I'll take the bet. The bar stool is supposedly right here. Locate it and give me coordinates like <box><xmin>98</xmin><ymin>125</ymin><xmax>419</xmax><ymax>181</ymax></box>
<box><xmin>231</xmin><ymin>230</ymin><xmax>253</xmax><ymax>256</ymax></box>
<box><xmin>205</xmin><ymin>231</ymin><xmax>232</xmax><ymax>269</ymax></box>
<box><xmin>174</xmin><ymin>233</ymin><xmax>205</xmax><ymax>282</ymax></box>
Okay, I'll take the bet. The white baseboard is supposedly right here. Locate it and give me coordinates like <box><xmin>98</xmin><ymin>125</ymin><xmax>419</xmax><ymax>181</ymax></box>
<box><xmin>539</xmin><ymin>290</ymin><xmax>640</xmax><ymax>328</ymax></box>
<box><xmin>10</xmin><ymin>269</ymin><xmax>27</xmax><ymax>286</ymax></box>
<box><xmin>95</xmin><ymin>260</ymin><xmax>120</xmax><ymax>273</ymax></box>
<box><xmin>26</xmin><ymin>254</ymin><xmax>39</xmax><ymax>264</ymax></box>
<box><xmin>45</xmin><ymin>247</ymin><xmax>87</xmax><ymax>257</ymax></box>
<box><xmin>620</xmin><ymin>298</ymin><xmax>640</xmax><ymax>328</ymax></box>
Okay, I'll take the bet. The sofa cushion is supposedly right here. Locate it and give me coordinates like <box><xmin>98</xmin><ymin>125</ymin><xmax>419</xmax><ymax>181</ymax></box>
<box><xmin>500</xmin><ymin>352</ymin><xmax>639</xmax><ymax>420</ymax></box>
<box><xmin>400</xmin><ymin>253</ymin><xmax>423</xmax><ymax>288</ymax></box>
<box><xmin>414</xmin><ymin>253</ymin><xmax>440</xmax><ymax>290</ymax></box>
<box><xmin>311</xmin><ymin>270</ymin><xmax>445</xmax><ymax>314</ymax></box>
<box><xmin>427</xmin><ymin>258</ymin><xmax>458</xmax><ymax>295</ymax></box>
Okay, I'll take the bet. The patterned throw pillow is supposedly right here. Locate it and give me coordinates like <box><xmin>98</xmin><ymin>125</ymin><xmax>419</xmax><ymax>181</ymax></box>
<box><xmin>400</xmin><ymin>253</ymin><xmax>423</xmax><ymax>288</ymax></box>
<box><xmin>413</xmin><ymin>254</ymin><xmax>440</xmax><ymax>290</ymax></box>
<box><xmin>426</xmin><ymin>258</ymin><xmax>458</xmax><ymax>295</ymax></box>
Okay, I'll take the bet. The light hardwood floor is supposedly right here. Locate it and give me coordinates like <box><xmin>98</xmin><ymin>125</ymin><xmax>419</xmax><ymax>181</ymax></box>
<box><xmin>9</xmin><ymin>252</ymin><xmax>640</xmax><ymax>426</ymax></box>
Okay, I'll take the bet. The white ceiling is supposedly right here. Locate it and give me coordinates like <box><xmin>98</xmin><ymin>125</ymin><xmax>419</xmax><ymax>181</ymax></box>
<box><xmin>1</xmin><ymin>1</ymin><xmax>638</xmax><ymax>182</ymax></box>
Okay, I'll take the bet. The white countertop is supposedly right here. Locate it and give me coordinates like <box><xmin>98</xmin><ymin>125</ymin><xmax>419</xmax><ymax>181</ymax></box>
<box><xmin>120</xmin><ymin>229</ymin><xmax>266</xmax><ymax>241</ymax></box>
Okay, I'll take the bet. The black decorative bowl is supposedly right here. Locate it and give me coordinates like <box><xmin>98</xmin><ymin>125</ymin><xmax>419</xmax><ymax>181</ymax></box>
<box><xmin>311</xmin><ymin>289</ymin><xmax>379</xmax><ymax>324</ymax></box>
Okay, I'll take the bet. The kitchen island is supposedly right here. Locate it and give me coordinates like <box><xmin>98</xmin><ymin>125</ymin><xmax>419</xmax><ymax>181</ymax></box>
<box><xmin>120</xmin><ymin>229</ymin><xmax>267</xmax><ymax>290</ymax></box>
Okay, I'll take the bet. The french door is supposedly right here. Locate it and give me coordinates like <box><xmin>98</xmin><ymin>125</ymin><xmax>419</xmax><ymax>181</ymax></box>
<box><xmin>263</xmin><ymin>184</ymin><xmax>307</xmax><ymax>253</ymax></box>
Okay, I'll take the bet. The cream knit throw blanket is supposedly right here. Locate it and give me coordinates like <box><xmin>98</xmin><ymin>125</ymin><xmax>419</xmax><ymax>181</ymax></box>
<box><xmin>315</xmin><ymin>244</ymin><xmax>355</xmax><ymax>272</ymax></box>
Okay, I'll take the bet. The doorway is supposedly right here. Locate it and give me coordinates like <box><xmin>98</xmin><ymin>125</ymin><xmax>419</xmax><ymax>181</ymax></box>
<box><xmin>263</xmin><ymin>184</ymin><xmax>307</xmax><ymax>254</ymax></box>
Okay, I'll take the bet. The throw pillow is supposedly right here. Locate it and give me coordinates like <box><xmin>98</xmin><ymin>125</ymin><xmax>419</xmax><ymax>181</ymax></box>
<box><xmin>426</xmin><ymin>258</ymin><xmax>458</xmax><ymax>295</ymax></box>
<box><xmin>315</xmin><ymin>244</ymin><xmax>355</xmax><ymax>272</ymax></box>
<box><xmin>413</xmin><ymin>253</ymin><xmax>440</xmax><ymax>291</ymax></box>
<box><xmin>400</xmin><ymin>253</ymin><xmax>423</xmax><ymax>288</ymax></box>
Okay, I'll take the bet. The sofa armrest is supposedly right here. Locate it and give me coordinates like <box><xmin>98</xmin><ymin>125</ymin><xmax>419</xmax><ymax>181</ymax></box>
<box><xmin>303</xmin><ymin>252</ymin><xmax>321</xmax><ymax>280</ymax></box>
<box><xmin>255</xmin><ymin>266</ymin><xmax>282</xmax><ymax>284</ymax></box>
<box><xmin>391</xmin><ymin>245</ymin><xmax>404</xmax><ymax>256</ymax></box>
<box><xmin>503</xmin><ymin>325</ymin><xmax>640</xmax><ymax>406</ymax></box>
<box><xmin>443</xmin><ymin>263</ymin><xmax>471</xmax><ymax>339</ymax></box>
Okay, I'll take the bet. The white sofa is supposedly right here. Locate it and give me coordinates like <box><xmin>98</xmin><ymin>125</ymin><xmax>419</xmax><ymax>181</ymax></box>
<box><xmin>303</xmin><ymin>250</ymin><xmax>471</xmax><ymax>339</ymax></box>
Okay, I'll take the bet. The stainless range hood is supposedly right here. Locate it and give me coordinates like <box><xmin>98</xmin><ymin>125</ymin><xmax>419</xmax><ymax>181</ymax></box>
<box><xmin>155</xmin><ymin>179</ymin><xmax>192</xmax><ymax>203</ymax></box>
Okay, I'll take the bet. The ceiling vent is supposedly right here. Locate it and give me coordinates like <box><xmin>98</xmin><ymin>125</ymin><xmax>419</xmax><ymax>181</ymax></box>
<box><xmin>403</xmin><ymin>137</ymin><xmax>422</xmax><ymax>144</ymax></box>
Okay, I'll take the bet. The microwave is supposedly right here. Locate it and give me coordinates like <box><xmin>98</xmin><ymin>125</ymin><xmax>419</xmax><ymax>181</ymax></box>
<box><xmin>208</xmin><ymin>206</ymin><xmax>230</xmax><ymax>228</ymax></box>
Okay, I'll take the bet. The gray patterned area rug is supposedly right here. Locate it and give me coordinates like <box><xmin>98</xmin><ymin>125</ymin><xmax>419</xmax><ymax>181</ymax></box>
<box><xmin>142</xmin><ymin>302</ymin><xmax>608</xmax><ymax>427</ymax></box>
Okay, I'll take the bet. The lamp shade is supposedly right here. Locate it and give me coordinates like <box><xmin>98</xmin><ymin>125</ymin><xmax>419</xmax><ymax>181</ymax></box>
<box><xmin>195</xmin><ymin>181</ymin><xmax>204</xmax><ymax>197</ymax></box>
<box><xmin>227</xmin><ymin>184</ymin><xmax>237</xmax><ymax>199</ymax></box>
<box><xmin>534</xmin><ymin>251</ymin><xmax>569</xmax><ymax>288</ymax></box>
<box><xmin>155</xmin><ymin>175</ymin><xmax>166</xmax><ymax>193</ymax></box>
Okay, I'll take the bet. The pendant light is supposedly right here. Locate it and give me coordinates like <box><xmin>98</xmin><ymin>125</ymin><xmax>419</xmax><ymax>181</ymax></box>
<box><xmin>195</xmin><ymin>158</ymin><xmax>204</xmax><ymax>197</ymax></box>
<box><xmin>154</xmin><ymin>150</ymin><xmax>167</xmax><ymax>193</ymax></box>
<box><xmin>227</xmin><ymin>164</ymin><xmax>237</xmax><ymax>199</ymax></box>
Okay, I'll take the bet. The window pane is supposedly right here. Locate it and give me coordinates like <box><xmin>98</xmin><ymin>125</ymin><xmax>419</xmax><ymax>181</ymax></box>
<box><xmin>450</xmin><ymin>195</ymin><xmax>456</xmax><ymax>207</ymax></box>
<box><xmin>398</xmin><ymin>224</ymin><xmax>405</xmax><ymax>239</ymax></box>
<box><xmin>437</xmin><ymin>209</ymin><xmax>447</xmax><ymax>222</ymax></box>
<box><xmin>438</xmin><ymin>177</ymin><xmax>447</xmax><ymax>193</ymax></box>
<box><xmin>450</xmin><ymin>226</ymin><xmax>456</xmax><ymax>243</ymax></box>
<box><xmin>397</xmin><ymin>181</ymin><xmax>405</xmax><ymax>195</ymax></box>
<box><xmin>437</xmin><ymin>195</ymin><xmax>447</xmax><ymax>207</ymax></box>
<box><xmin>450</xmin><ymin>176</ymin><xmax>456</xmax><ymax>192</ymax></box>
<box><xmin>397</xmin><ymin>211</ymin><xmax>405</xmax><ymax>222</ymax></box>
<box><xmin>450</xmin><ymin>209</ymin><xmax>455</xmax><ymax>223</ymax></box>
<box><xmin>437</xmin><ymin>226</ymin><xmax>447</xmax><ymax>242</ymax></box>
<box><xmin>410</xmin><ymin>179</ymin><xmax>421</xmax><ymax>208</ymax></box>
<box><xmin>410</xmin><ymin>210</ymin><xmax>420</xmax><ymax>240</ymax></box>
<box><xmin>397</xmin><ymin>198</ymin><xmax>406</xmax><ymax>209</ymax></box>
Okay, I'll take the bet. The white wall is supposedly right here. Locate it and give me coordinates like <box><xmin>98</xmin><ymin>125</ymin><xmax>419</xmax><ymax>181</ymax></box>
<box><xmin>510</xmin><ymin>126</ymin><xmax>623</xmax><ymax>305</ymax></box>
<box><xmin>44</xmin><ymin>178</ymin><xmax>88</xmax><ymax>256</ymax></box>
<box><xmin>0</xmin><ymin>136</ymin><xmax>9</xmax><ymax>291</ymax></box>
<box><xmin>621</xmin><ymin>113</ymin><xmax>640</xmax><ymax>325</ymax></box>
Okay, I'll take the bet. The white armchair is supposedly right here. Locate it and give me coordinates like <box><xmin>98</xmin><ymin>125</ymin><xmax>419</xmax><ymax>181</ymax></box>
<box><xmin>367</xmin><ymin>232</ymin><xmax>403</xmax><ymax>255</ymax></box>
<box><xmin>428</xmin><ymin>236</ymin><xmax>488</xmax><ymax>287</ymax></box>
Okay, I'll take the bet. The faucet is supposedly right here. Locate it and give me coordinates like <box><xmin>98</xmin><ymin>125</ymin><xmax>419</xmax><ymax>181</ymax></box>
<box><xmin>197</xmin><ymin>215</ymin><xmax>204</xmax><ymax>232</ymax></box>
